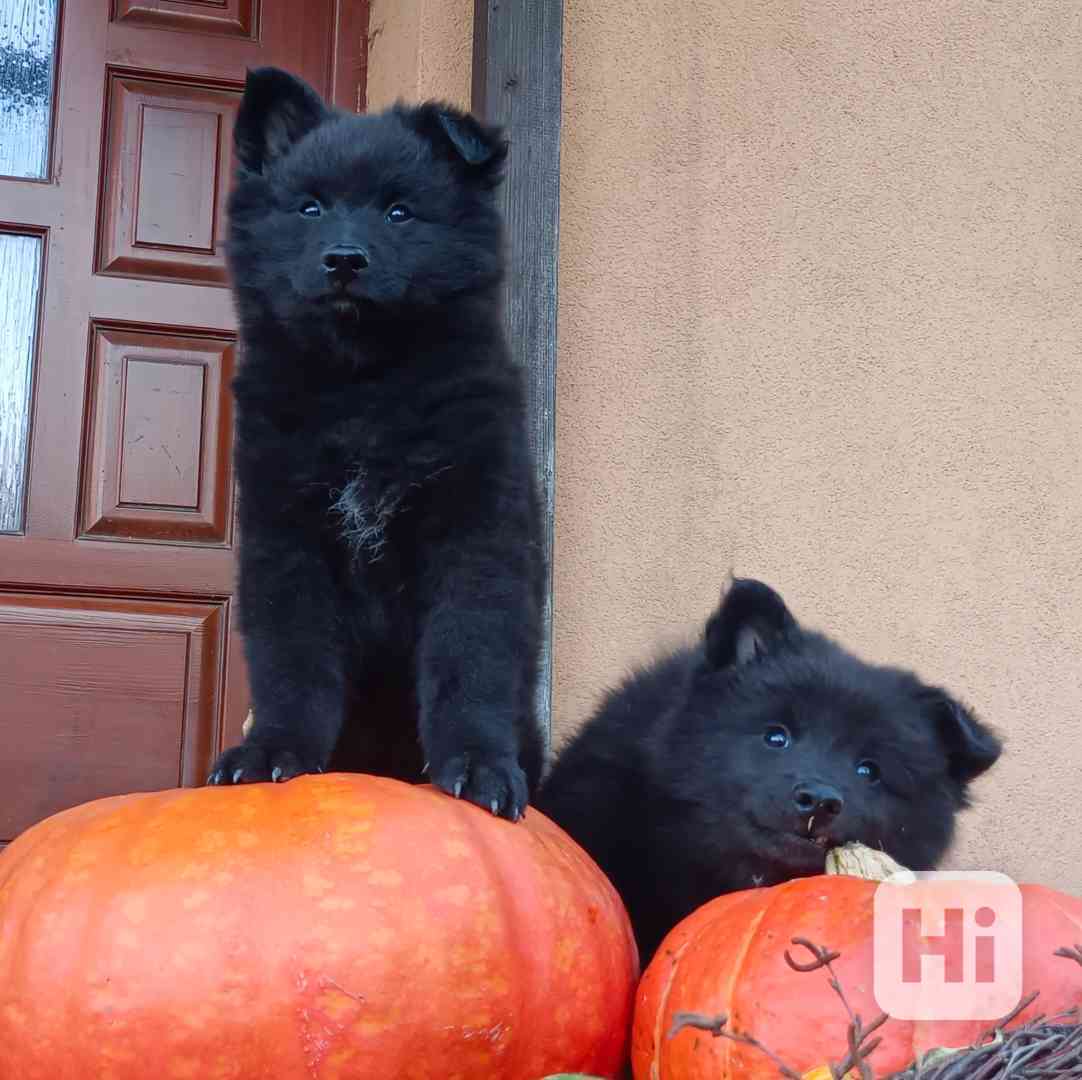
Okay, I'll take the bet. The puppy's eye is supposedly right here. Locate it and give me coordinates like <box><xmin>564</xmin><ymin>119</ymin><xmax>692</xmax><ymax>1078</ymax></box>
<box><xmin>763</xmin><ymin>725</ymin><xmax>791</xmax><ymax>749</ymax></box>
<box><xmin>299</xmin><ymin>200</ymin><xmax>322</xmax><ymax>217</ymax></box>
<box><xmin>856</xmin><ymin>759</ymin><xmax>881</xmax><ymax>784</ymax></box>
<box><xmin>386</xmin><ymin>203</ymin><xmax>413</xmax><ymax>223</ymax></box>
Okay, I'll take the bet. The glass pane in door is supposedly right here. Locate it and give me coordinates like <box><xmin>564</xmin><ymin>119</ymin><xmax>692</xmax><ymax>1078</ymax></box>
<box><xmin>0</xmin><ymin>231</ymin><xmax>43</xmax><ymax>533</ymax></box>
<box><xmin>0</xmin><ymin>0</ymin><xmax>60</xmax><ymax>179</ymax></box>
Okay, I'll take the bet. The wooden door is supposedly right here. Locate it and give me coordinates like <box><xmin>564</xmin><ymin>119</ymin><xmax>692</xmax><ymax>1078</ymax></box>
<box><xmin>0</xmin><ymin>0</ymin><xmax>367</xmax><ymax>847</ymax></box>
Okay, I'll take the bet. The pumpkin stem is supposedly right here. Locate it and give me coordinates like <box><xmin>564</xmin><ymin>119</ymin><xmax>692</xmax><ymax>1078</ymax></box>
<box><xmin>824</xmin><ymin>842</ymin><xmax>910</xmax><ymax>882</ymax></box>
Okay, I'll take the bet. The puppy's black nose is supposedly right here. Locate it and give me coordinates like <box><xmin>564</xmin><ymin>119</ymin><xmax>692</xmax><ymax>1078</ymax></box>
<box><xmin>793</xmin><ymin>781</ymin><xmax>844</xmax><ymax>818</ymax></box>
<box><xmin>322</xmin><ymin>245</ymin><xmax>369</xmax><ymax>284</ymax></box>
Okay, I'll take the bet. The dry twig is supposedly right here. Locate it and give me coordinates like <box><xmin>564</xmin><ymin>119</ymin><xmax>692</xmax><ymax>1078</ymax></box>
<box><xmin>784</xmin><ymin>937</ymin><xmax>889</xmax><ymax>1080</ymax></box>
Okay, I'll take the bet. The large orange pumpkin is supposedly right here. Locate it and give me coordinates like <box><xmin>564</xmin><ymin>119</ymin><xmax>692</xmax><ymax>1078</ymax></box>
<box><xmin>0</xmin><ymin>774</ymin><xmax>638</xmax><ymax>1079</ymax></box>
<box><xmin>633</xmin><ymin>874</ymin><xmax>1082</xmax><ymax>1079</ymax></box>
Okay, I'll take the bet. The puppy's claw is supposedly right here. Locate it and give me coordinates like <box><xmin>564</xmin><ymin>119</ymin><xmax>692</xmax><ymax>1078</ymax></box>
<box><xmin>271</xmin><ymin>766</ymin><xmax>283</xmax><ymax>782</ymax></box>
<box><xmin>232</xmin><ymin>768</ymin><xmax>244</xmax><ymax>784</ymax></box>
<box><xmin>452</xmin><ymin>778</ymin><xmax>464</xmax><ymax>799</ymax></box>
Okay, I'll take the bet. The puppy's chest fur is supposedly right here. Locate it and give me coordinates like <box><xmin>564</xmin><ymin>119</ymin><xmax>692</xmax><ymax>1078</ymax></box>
<box><xmin>293</xmin><ymin>401</ymin><xmax>461</xmax><ymax>564</ymax></box>
<box><xmin>330</xmin><ymin>459</ymin><xmax>450</xmax><ymax>563</ymax></box>
<box><xmin>237</xmin><ymin>365</ymin><xmax>506</xmax><ymax>566</ymax></box>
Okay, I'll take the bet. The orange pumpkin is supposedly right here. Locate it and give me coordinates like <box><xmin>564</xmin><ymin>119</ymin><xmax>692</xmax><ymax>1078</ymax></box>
<box><xmin>0</xmin><ymin>774</ymin><xmax>638</xmax><ymax>1079</ymax></box>
<box><xmin>632</xmin><ymin>874</ymin><xmax>1082</xmax><ymax>1079</ymax></box>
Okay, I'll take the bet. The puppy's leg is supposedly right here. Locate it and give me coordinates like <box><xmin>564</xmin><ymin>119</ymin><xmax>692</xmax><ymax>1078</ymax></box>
<box><xmin>416</xmin><ymin>540</ymin><xmax>541</xmax><ymax>821</ymax></box>
<box><xmin>208</xmin><ymin>521</ymin><xmax>346</xmax><ymax>785</ymax></box>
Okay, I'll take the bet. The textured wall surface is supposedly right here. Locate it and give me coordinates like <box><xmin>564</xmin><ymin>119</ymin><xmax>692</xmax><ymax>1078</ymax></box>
<box><xmin>366</xmin><ymin>0</ymin><xmax>473</xmax><ymax>110</ymax></box>
<box><xmin>554</xmin><ymin>1</ymin><xmax>1082</xmax><ymax>893</ymax></box>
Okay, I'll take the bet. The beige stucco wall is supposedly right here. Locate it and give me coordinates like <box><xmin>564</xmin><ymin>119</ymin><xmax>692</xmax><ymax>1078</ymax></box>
<box><xmin>365</xmin><ymin>0</ymin><xmax>473</xmax><ymax>110</ymax></box>
<box><xmin>364</xmin><ymin>0</ymin><xmax>1081</xmax><ymax>894</ymax></box>
<box><xmin>554</xmin><ymin>1</ymin><xmax>1082</xmax><ymax>894</ymax></box>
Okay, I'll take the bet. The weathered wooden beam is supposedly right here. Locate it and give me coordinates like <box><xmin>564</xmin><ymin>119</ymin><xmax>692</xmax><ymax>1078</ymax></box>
<box><xmin>473</xmin><ymin>0</ymin><xmax>563</xmax><ymax>742</ymax></box>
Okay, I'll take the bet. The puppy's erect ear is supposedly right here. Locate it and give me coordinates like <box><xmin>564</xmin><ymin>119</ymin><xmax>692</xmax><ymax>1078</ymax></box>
<box><xmin>401</xmin><ymin>102</ymin><xmax>508</xmax><ymax>186</ymax></box>
<box><xmin>703</xmin><ymin>578</ymin><xmax>797</xmax><ymax>670</ymax></box>
<box><xmin>919</xmin><ymin>687</ymin><xmax>1002</xmax><ymax>784</ymax></box>
<box><xmin>234</xmin><ymin>68</ymin><xmax>329</xmax><ymax>174</ymax></box>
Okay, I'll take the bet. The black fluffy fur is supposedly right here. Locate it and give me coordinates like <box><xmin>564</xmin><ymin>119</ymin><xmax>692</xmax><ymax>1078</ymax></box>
<box><xmin>207</xmin><ymin>68</ymin><xmax>545</xmax><ymax>821</ymax></box>
<box><xmin>537</xmin><ymin>578</ymin><xmax>1002</xmax><ymax>961</ymax></box>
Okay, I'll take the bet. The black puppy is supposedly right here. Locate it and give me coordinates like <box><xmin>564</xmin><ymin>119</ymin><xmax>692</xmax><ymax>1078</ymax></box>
<box><xmin>537</xmin><ymin>578</ymin><xmax>1002</xmax><ymax>960</ymax></box>
<box><xmin>207</xmin><ymin>69</ymin><xmax>544</xmax><ymax>820</ymax></box>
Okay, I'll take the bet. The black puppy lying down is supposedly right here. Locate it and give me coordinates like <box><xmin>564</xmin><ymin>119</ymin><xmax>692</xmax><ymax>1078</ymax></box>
<box><xmin>537</xmin><ymin>578</ymin><xmax>1002</xmax><ymax>962</ymax></box>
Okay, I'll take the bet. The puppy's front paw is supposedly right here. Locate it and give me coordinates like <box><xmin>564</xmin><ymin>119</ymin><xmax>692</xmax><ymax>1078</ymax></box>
<box><xmin>431</xmin><ymin>752</ymin><xmax>529</xmax><ymax>822</ymax></box>
<box><xmin>206</xmin><ymin>743</ymin><xmax>321</xmax><ymax>786</ymax></box>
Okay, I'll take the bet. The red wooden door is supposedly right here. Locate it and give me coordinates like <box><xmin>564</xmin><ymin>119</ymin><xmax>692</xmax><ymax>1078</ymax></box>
<box><xmin>0</xmin><ymin>0</ymin><xmax>366</xmax><ymax>846</ymax></box>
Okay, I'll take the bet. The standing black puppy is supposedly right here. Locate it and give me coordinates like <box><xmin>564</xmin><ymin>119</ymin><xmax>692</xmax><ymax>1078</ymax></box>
<box><xmin>207</xmin><ymin>69</ymin><xmax>544</xmax><ymax>821</ymax></box>
<box><xmin>537</xmin><ymin>579</ymin><xmax>1002</xmax><ymax>960</ymax></box>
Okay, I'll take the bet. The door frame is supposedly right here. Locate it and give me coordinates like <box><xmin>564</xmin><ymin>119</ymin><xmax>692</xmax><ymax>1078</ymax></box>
<box><xmin>472</xmin><ymin>0</ymin><xmax>563</xmax><ymax>743</ymax></box>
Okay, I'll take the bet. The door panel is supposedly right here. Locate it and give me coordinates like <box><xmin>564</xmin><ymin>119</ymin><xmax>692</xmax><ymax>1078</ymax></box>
<box><xmin>113</xmin><ymin>1</ymin><xmax>260</xmax><ymax>39</ymax></box>
<box><xmin>96</xmin><ymin>70</ymin><xmax>241</xmax><ymax>285</ymax></box>
<box><xmin>79</xmin><ymin>323</ymin><xmax>235</xmax><ymax>545</ymax></box>
<box><xmin>0</xmin><ymin>0</ymin><xmax>367</xmax><ymax>843</ymax></box>
<box><xmin>0</xmin><ymin>593</ymin><xmax>224</xmax><ymax>843</ymax></box>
